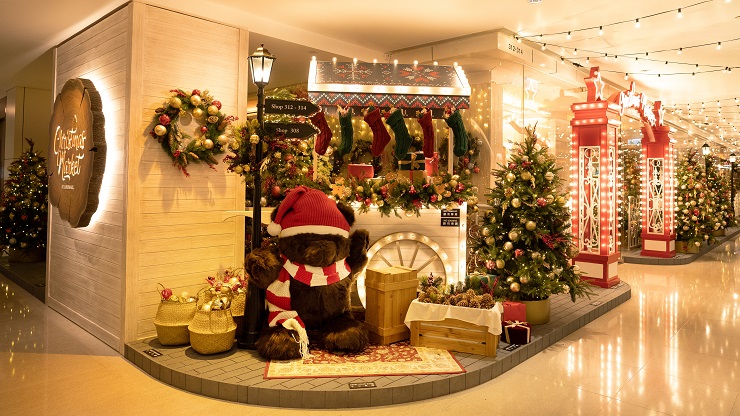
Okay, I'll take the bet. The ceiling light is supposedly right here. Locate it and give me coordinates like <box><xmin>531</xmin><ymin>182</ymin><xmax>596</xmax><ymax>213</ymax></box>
<box><xmin>717</xmin><ymin>42</ymin><xmax>722</xmax><ymax>50</ymax></box>
<box><xmin>677</xmin><ymin>8</ymin><xmax>683</xmax><ymax>18</ymax></box>
<box><xmin>598</xmin><ymin>26</ymin><xmax>603</xmax><ymax>35</ymax></box>
<box><xmin>678</xmin><ymin>48</ymin><xmax>683</xmax><ymax>55</ymax></box>
<box><xmin>567</xmin><ymin>31</ymin><xmax>571</xmax><ymax>40</ymax></box>
<box><xmin>635</xmin><ymin>19</ymin><xmax>640</xmax><ymax>28</ymax></box>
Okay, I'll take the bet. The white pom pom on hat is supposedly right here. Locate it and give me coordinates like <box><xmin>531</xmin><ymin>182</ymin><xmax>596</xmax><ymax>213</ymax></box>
<box><xmin>267</xmin><ymin>185</ymin><xmax>350</xmax><ymax>238</ymax></box>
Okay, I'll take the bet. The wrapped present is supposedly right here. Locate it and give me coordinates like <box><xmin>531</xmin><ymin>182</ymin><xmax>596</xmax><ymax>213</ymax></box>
<box><xmin>502</xmin><ymin>301</ymin><xmax>526</xmax><ymax>322</ymax></box>
<box><xmin>348</xmin><ymin>164</ymin><xmax>374</xmax><ymax>180</ymax></box>
<box><xmin>398</xmin><ymin>151</ymin><xmax>425</xmax><ymax>171</ymax></box>
<box><xmin>502</xmin><ymin>320</ymin><xmax>531</xmax><ymax>345</ymax></box>
<box><xmin>425</xmin><ymin>152</ymin><xmax>439</xmax><ymax>176</ymax></box>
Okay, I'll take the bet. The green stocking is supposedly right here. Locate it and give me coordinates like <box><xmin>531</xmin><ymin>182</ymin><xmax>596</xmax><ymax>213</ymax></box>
<box><xmin>385</xmin><ymin>109</ymin><xmax>412</xmax><ymax>160</ymax></box>
<box><xmin>445</xmin><ymin>109</ymin><xmax>468</xmax><ymax>157</ymax></box>
<box><xmin>337</xmin><ymin>106</ymin><xmax>354</xmax><ymax>157</ymax></box>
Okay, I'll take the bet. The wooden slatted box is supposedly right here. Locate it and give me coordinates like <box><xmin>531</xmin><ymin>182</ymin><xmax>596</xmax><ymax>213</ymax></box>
<box><xmin>364</xmin><ymin>266</ymin><xmax>418</xmax><ymax>345</ymax></box>
<box><xmin>410</xmin><ymin>318</ymin><xmax>499</xmax><ymax>357</ymax></box>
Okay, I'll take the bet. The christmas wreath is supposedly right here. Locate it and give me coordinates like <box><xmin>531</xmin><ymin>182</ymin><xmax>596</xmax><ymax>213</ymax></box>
<box><xmin>149</xmin><ymin>89</ymin><xmax>237</xmax><ymax>177</ymax></box>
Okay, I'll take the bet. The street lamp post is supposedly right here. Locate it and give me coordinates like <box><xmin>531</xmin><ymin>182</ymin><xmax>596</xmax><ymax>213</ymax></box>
<box><xmin>731</xmin><ymin>153</ymin><xmax>736</xmax><ymax>217</ymax></box>
<box><xmin>702</xmin><ymin>143</ymin><xmax>710</xmax><ymax>172</ymax></box>
<box><xmin>239</xmin><ymin>44</ymin><xmax>275</xmax><ymax>350</ymax></box>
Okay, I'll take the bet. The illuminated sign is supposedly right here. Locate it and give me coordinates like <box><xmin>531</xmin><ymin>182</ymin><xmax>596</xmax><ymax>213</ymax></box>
<box><xmin>48</xmin><ymin>78</ymin><xmax>106</xmax><ymax>228</ymax></box>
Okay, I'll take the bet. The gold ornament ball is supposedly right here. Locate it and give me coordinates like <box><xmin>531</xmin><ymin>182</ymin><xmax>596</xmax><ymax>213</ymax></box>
<box><xmin>190</xmin><ymin>95</ymin><xmax>202</xmax><ymax>106</ymax></box>
<box><xmin>485</xmin><ymin>236</ymin><xmax>495</xmax><ymax>245</ymax></box>
<box><xmin>298</xmin><ymin>141</ymin><xmax>308</xmax><ymax>152</ymax></box>
<box><xmin>220</xmin><ymin>285</ymin><xmax>231</xmax><ymax>294</ymax></box>
<box><xmin>506</xmin><ymin>172</ymin><xmax>516</xmax><ymax>182</ymax></box>
<box><xmin>207</xmin><ymin>105</ymin><xmax>219</xmax><ymax>115</ymax></box>
<box><xmin>169</xmin><ymin>96</ymin><xmax>182</xmax><ymax>108</ymax></box>
<box><xmin>495</xmin><ymin>259</ymin><xmax>505</xmax><ymax>269</ymax></box>
<box><xmin>506</xmin><ymin>276</ymin><xmax>515</xmax><ymax>284</ymax></box>
<box><xmin>503</xmin><ymin>241</ymin><xmax>514</xmax><ymax>251</ymax></box>
<box><xmin>231</xmin><ymin>141</ymin><xmax>239</xmax><ymax>150</ymax></box>
<box><xmin>481</xmin><ymin>227</ymin><xmax>491</xmax><ymax>237</ymax></box>
<box><xmin>508</xmin><ymin>231</ymin><xmax>519</xmax><ymax>241</ymax></box>
<box><xmin>202</xmin><ymin>303</ymin><xmax>212</xmax><ymax>312</ymax></box>
<box><xmin>405</xmin><ymin>210</ymin><xmax>414</xmax><ymax>217</ymax></box>
<box><xmin>510</xmin><ymin>282</ymin><xmax>521</xmax><ymax>292</ymax></box>
<box><xmin>181</xmin><ymin>291</ymin><xmax>190</xmax><ymax>299</ymax></box>
<box><xmin>464</xmin><ymin>169</ymin><xmax>471</xmax><ymax>175</ymax></box>
<box><xmin>546</xmin><ymin>194</ymin><xmax>554</xmax><ymax>203</ymax></box>
<box><xmin>449</xmin><ymin>180</ymin><xmax>458</xmax><ymax>188</ymax></box>
<box><xmin>233</xmin><ymin>166</ymin><xmax>243</xmax><ymax>174</ymax></box>
<box><xmin>249</xmin><ymin>134</ymin><xmax>260</xmax><ymax>144</ymax></box>
<box><xmin>192</xmin><ymin>107</ymin><xmax>204</xmax><ymax>118</ymax></box>
<box><xmin>356</xmin><ymin>186</ymin><xmax>364</xmax><ymax>193</ymax></box>
<box><xmin>260</xmin><ymin>197</ymin><xmax>267</xmax><ymax>207</ymax></box>
<box><xmin>521</xmin><ymin>171</ymin><xmax>532</xmax><ymax>181</ymax></box>
<box><xmin>203</xmin><ymin>139</ymin><xmax>214</xmax><ymax>149</ymax></box>
<box><xmin>217</xmin><ymin>134</ymin><xmax>229</xmax><ymax>145</ymax></box>
<box><xmin>154</xmin><ymin>124</ymin><xmax>167</xmax><ymax>136</ymax></box>
<box><xmin>301</xmin><ymin>166</ymin><xmax>309</xmax><ymax>173</ymax></box>
<box><xmin>511</xmin><ymin>198</ymin><xmax>521</xmax><ymax>208</ymax></box>
<box><xmin>520</xmin><ymin>275</ymin><xmax>530</xmax><ymax>284</ymax></box>
<box><xmin>545</xmin><ymin>171</ymin><xmax>554</xmax><ymax>181</ymax></box>
<box><xmin>525</xmin><ymin>221</ymin><xmax>537</xmax><ymax>231</ymax></box>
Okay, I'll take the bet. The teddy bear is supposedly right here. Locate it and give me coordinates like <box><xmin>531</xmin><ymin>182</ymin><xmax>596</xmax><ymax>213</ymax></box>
<box><xmin>245</xmin><ymin>185</ymin><xmax>370</xmax><ymax>360</ymax></box>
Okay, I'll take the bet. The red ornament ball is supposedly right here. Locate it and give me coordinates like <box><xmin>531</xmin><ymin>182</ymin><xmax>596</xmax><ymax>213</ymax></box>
<box><xmin>285</xmin><ymin>154</ymin><xmax>293</xmax><ymax>161</ymax></box>
<box><xmin>365</xmin><ymin>198</ymin><xmax>373</xmax><ymax>206</ymax></box>
<box><xmin>192</xmin><ymin>89</ymin><xmax>201</xmax><ymax>96</ymax></box>
<box><xmin>201</xmin><ymin>126</ymin><xmax>208</xmax><ymax>133</ymax></box>
<box><xmin>161</xmin><ymin>288</ymin><xmax>173</xmax><ymax>300</ymax></box>
<box><xmin>158</xmin><ymin>114</ymin><xmax>171</xmax><ymax>126</ymax></box>
<box><xmin>270</xmin><ymin>186</ymin><xmax>282</xmax><ymax>197</ymax></box>
<box><xmin>473</xmin><ymin>166</ymin><xmax>480</xmax><ymax>173</ymax></box>
<box><xmin>212</xmin><ymin>100</ymin><xmax>222</xmax><ymax>110</ymax></box>
<box><xmin>508</xmin><ymin>163</ymin><xmax>517</xmax><ymax>170</ymax></box>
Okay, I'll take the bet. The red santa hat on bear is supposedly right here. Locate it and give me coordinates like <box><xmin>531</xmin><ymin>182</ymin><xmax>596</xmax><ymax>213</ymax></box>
<box><xmin>267</xmin><ymin>186</ymin><xmax>350</xmax><ymax>238</ymax></box>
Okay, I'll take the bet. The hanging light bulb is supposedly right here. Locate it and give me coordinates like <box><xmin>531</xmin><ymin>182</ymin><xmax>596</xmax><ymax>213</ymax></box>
<box><xmin>541</xmin><ymin>43</ymin><xmax>547</xmax><ymax>50</ymax></box>
<box><xmin>624</xmin><ymin>73</ymin><xmax>629</xmax><ymax>80</ymax></box>
<box><xmin>664</xmin><ymin>61</ymin><xmax>668</xmax><ymax>68</ymax></box>
<box><xmin>573</xmin><ymin>48</ymin><xmax>578</xmax><ymax>55</ymax></box>
<box><xmin>635</xmin><ymin>18</ymin><xmax>640</xmax><ymax>28</ymax></box>
<box><xmin>586</xmin><ymin>56</ymin><xmax>590</xmax><ymax>63</ymax></box>
<box><xmin>537</xmin><ymin>34</ymin><xmax>542</xmax><ymax>40</ymax></box>
<box><xmin>567</xmin><ymin>31</ymin><xmax>572</xmax><ymax>40</ymax></box>
<box><xmin>614</xmin><ymin>55</ymin><xmax>618</xmax><ymax>61</ymax></box>
<box><xmin>677</xmin><ymin>8</ymin><xmax>683</xmax><ymax>18</ymax></box>
<box><xmin>717</xmin><ymin>42</ymin><xmax>722</xmax><ymax>50</ymax></box>
<box><xmin>598</xmin><ymin>26</ymin><xmax>603</xmax><ymax>35</ymax></box>
<box><xmin>678</xmin><ymin>48</ymin><xmax>683</xmax><ymax>55</ymax></box>
<box><xmin>561</xmin><ymin>56</ymin><xmax>565</xmax><ymax>63</ymax></box>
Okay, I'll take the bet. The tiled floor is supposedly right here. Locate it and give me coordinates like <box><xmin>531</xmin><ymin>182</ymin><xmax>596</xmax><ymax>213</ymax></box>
<box><xmin>2</xmin><ymin>237</ymin><xmax>740</xmax><ymax>415</ymax></box>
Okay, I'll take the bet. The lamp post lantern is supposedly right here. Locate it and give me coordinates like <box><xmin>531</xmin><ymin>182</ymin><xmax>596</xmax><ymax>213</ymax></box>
<box><xmin>239</xmin><ymin>44</ymin><xmax>275</xmax><ymax>350</ymax></box>
<box><xmin>702</xmin><ymin>143</ymin><xmax>710</xmax><ymax>171</ymax></box>
<box><xmin>731</xmin><ymin>153</ymin><xmax>736</xmax><ymax>217</ymax></box>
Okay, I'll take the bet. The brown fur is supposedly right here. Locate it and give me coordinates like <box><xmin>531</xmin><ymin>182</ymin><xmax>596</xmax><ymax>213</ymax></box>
<box><xmin>245</xmin><ymin>200</ymin><xmax>370</xmax><ymax>361</ymax></box>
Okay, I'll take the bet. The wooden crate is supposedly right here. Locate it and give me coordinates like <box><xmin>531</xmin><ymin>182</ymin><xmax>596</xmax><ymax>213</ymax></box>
<box><xmin>410</xmin><ymin>318</ymin><xmax>499</xmax><ymax>357</ymax></box>
<box><xmin>364</xmin><ymin>266</ymin><xmax>418</xmax><ymax>345</ymax></box>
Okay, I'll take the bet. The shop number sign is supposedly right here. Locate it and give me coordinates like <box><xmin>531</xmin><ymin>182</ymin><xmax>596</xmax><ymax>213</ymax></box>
<box><xmin>440</xmin><ymin>209</ymin><xmax>460</xmax><ymax>227</ymax></box>
<box><xmin>48</xmin><ymin>78</ymin><xmax>107</xmax><ymax>228</ymax></box>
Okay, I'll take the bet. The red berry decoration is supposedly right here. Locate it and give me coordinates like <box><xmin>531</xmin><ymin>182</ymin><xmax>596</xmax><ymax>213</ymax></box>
<box><xmin>161</xmin><ymin>288</ymin><xmax>173</xmax><ymax>300</ymax></box>
<box><xmin>201</xmin><ymin>126</ymin><xmax>208</xmax><ymax>133</ymax></box>
<box><xmin>192</xmin><ymin>89</ymin><xmax>201</xmax><ymax>95</ymax></box>
<box><xmin>158</xmin><ymin>114</ymin><xmax>171</xmax><ymax>126</ymax></box>
<box><xmin>537</xmin><ymin>198</ymin><xmax>547</xmax><ymax>207</ymax></box>
<box><xmin>508</xmin><ymin>163</ymin><xmax>517</xmax><ymax>170</ymax></box>
<box><xmin>514</xmin><ymin>249</ymin><xmax>524</xmax><ymax>258</ymax></box>
<box><xmin>212</xmin><ymin>100</ymin><xmax>222</xmax><ymax>110</ymax></box>
<box><xmin>270</xmin><ymin>185</ymin><xmax>281</xmax><ymax>197</ymax></box>
<box><xmin>473</xmin><ymin>166</ymin><xmax>481</xmax><ymax>173</ymax></box>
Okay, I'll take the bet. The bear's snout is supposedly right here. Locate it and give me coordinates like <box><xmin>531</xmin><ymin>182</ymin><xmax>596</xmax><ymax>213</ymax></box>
<box><xmin>303</xmin><ymin>240</ymin><xmax>336</xmax><ymax>266</ymax></box>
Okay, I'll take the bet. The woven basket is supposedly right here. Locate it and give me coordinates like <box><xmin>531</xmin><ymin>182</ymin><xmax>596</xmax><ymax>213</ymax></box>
<box><xmin>153</xmin><ymin>285</ymin><xmax>197</xmax><ymax>346</ymax></box>
<box><xmin>231</xmin><ymin>291</ymin><xmax>246</xmax><ymax>317</ymax></box>
<box><xmin>189</xmin><ymin>307</ymin><xmax>237</xmax><ymax>355</ymax></box>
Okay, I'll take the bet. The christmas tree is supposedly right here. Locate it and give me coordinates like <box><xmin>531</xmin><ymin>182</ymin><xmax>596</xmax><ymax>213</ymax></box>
<box><xmin>619</xmin><ymin>146</ymin><xmax>641</xmax><ymax>245</ymax></box>
<box><xmin>473</xmin><ymin>127</ymin><xmax>590</xmax><ymax>302</ymax></box>
<box><xmin>674</xmin><ymin>150</ymin><xmax>715</xmax><ymax>246</ymax></box>
<box><xmin>0</xmin><ymin>139</ymin><xmax>48</xmax><ymax>253</ymax></box>
<box><xmin>705</xmin><ymin>155</ymin><xmax>735</xmax><ymax>231</ymax></box>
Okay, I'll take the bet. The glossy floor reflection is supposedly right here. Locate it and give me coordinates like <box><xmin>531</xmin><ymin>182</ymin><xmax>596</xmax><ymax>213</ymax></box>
<box><xmin>2</xmin><ymin>240</ymin><xmax>740</xmax><ymax>415</ymax></box>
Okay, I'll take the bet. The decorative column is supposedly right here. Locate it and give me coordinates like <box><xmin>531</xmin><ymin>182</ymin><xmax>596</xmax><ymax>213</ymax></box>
<box><xmin>569</xmin><ymin>67</ymin><xmax>620</xmax><ymax>288</ymax></box>
<box><xmin>640</xmin><ymin>102</ymin><xmax>675</xmax><ymax>257</ymax></box>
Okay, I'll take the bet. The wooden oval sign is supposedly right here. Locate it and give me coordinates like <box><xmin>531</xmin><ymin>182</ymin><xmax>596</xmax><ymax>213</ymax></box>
<box><xmin>48</xmin><ymin>78</ymin><xmax>106</xmax><ymax>228</ymax></box>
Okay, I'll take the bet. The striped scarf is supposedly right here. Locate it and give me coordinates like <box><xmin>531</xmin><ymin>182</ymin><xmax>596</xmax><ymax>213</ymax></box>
<box><xmin>265</xmin><ymin>257</ymin><xmax>352</xmax><ymax>358</ymax></box>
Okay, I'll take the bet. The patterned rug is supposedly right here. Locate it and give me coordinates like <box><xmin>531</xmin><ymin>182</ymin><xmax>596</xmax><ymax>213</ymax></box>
<box><xmin>264</xmin><ymin>342</ymin><xmax>465</xmax><ymax>379</ymax></box>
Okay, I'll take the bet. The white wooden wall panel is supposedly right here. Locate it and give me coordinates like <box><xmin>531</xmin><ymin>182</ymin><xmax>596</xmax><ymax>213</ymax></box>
<box><xmin>127</xmin><ymin>5</ymin><xmax>246</xmax><ymax>341</ymax></box>
<box><xmin>49</xmin><ymin>3</ymin><xmax>247</xmax><ymax>350</ymax></box>
<box><xmin>47</xmin><ymin>6</ymin><xmax>130</xmax><ymax>351</ymax></box>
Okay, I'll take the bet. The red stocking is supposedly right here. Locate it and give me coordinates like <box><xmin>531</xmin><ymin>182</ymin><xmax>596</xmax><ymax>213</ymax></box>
<box><xmin>363</xmin><ymin>107</ymin><xmax>392</xmax><ymax>157</ymax></box>
<box><xmin>310</xmin><ymin>111</ymin><xmax>333</xmax><ymax>155</ymax></box>
<box><xmin>418</xmin><ymin>109</ymin><xmax>435</xmax><ymax>158</ymax></box>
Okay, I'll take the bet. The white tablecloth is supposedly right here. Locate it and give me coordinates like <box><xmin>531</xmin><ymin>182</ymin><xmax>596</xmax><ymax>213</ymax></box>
<box><xmin>404</xmin><ymin>299</ymin><xmax>503</xmax><ymax>335</ymax></box>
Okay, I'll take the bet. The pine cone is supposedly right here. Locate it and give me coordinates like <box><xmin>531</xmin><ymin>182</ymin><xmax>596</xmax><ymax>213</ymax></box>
<box><xmin>481</xmin><ymin>293</ymin><xmax>494</xmax><ymax>303</ymax></box>
<box><xmin>449</xmin><ymin>295</ymin><xmax>458</xmax><ymax>306</ymax></box>
<box><xmin>442</xmin><ymin>298</ymin><xmax>451</xmax><ymax>305</ymax></box>
<box><xmin>457</xmin><ymin>300</ymin><xmax>469</xmax><ymax>308</ymax></box>
<box><xmin>418</xmin><ymin>292</ymin><xmax>430</xmax><ymax>303</ymax></box>
<box><xmin>469</xmin><ymin>298</ymin><xmax>481</xmax><ymax>309</ymax></box>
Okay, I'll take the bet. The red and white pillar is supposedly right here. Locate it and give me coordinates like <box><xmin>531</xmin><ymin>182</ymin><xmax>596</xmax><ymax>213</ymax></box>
<box><xmin>569</xmin><ymin>101</ymin><xmax>621</xmax><ymax>288</ymax></box>
<box><xmin>640</xmin><ymin>102</ymin><xmax>676</xmax><ymax>257</ymax></box>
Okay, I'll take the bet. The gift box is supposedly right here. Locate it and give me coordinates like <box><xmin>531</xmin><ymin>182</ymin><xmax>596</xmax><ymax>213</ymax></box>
<box><xmin>398</xmin><ymin>152</ymin><xmax>425</xmax><ymax>171</ymax></box>
<box><xmin>348</xmin><ymin>164</ymin><xmax>374</xmax><ymax>180</ymax></box>
<box><xmin>502</xmin><ymin>320</ymin><xmax>531</xmax><ymax>345</ymax></box>
<box><xmin>425</xmin><ymin>152</ymin><xmax>439</xmax><ymax>176</ymax></box>
<box><xmin>502</xmin><ymin>301</ymin><xmax>527</xmax><ymax>322</ymax></box>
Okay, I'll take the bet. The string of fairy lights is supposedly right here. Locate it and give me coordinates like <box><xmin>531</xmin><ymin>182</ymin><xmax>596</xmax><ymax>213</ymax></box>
<box><xmin>513</xmin><ymin>0</ymin><xmax>739</xmax><ymax>149</ymax></box>
<box><xmin>515</xmin><ymin>0</ymin><xmax>737</xmax><ymax>78</ymax></box>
